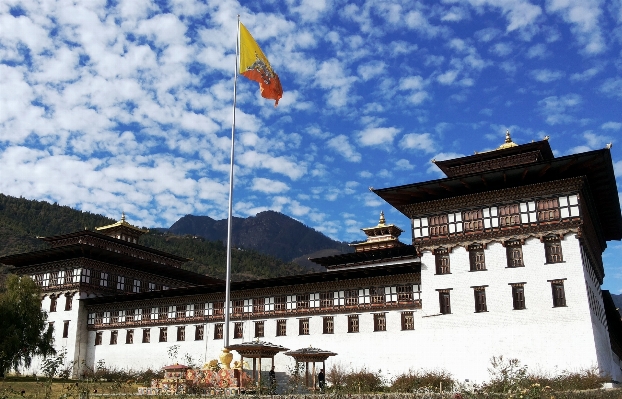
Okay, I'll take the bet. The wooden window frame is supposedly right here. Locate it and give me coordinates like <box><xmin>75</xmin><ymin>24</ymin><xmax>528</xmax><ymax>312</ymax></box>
<box><xmin>435</xmin><ymin>248</ymin><xmax>451</xmax><ymax>274</ymax></box>
<box><xmin>299</xmin><ymin>318</ymin><xmax>310</xmax><ymax>335</ymax></box>
<box><xmin>214</xmin><ymin>323</ymin><xmax>224</xmax><ymax>340</ymax></box>
<box><xmin>159</xmin><ymin>327</ymin><xmax>167</xmax><ymax>343</ymax></box>
<box><xmin>95</xmin><ymin>331</ymin><xmax>102</xmax><ymax>346</ymax></box>
<box><xmin>472</xmin><ymin>286</ymin><xmax>488</xmax><ymax>313</ymax></box>
<box><xmin>347</xmin><ymin>314</ymin><xmax>359</xmax><ymax>333</ymax></box>
<box><xmin>64</xmin><ymin>294</ymin><xmax>73</xmax><ymax>311</ymax></box>
<box><xmin>276</xmin><ymin>319</ymin><xmax>287</xmax><ymax>337</ymax></box>
<box><xmin>373</xmin><ymin>313</ymin><xmax>386</xmax><ymax>332</ymax></box>
<box><xmin>254</xmin><ymin>321</ymin><xmax>264</xmax><ymax>338</ymax></box>
<box><xmin>437</xmin><ymin>289</ymin><xmax>452</xmax><ymax>314</ymax></box>
<box><xmin>468</xmin><ymin>244</ymin><xmax>486</xmax><ymax>271</ymax></box>
<box><xmin>505</xmin><ymin>240</ymin><xmax>524</xmax><ymax>268</ymax></box>
<box><xmin>62</xmin><ymin>320</ymin><xmax>70</xmax><ymax>338</ymax></box>
<box><xmin>177</xmin><ymin>326</ymin><xmax>185</xmax><ymax>341</ymax></box>
<box><xmin>549</xmin><ymin>279</ymin><xmax>567</xmax><ymax>307</ymax></box>
<box><xmin>142</xmin><ymin>329</ymin><xmax>150</xmax><ymax>343</ymax></box>
<box><xmin>234</xmin><ymin>322</ymin><xmax>243</xmax><ymax>339</ymax></box>
<box><xmin>50</xmin><ymin>295</ymin><xmax>57</xmax><ymax>312</ymax></box>
<box><xmin>401</xmin><ymin>311</ymin><xmax>414</xmax><ymax>330</ymax></box>
<box><xmin>429</xmin><ymin>214</ymin><xmax>449</xmax><ymax>237</ymax></box>
<box><xmin>510</xmin><ymin>283</ymin><xmax>526</xmax><ymax>310</ymax></box>
<box><xmin>499</xmin><ymin>204</ymin><xmax>521</xmax><ymax>227</ymax></box>
<box><xmin>195</xmin><ymin>325</ymin><xmax>204</xmax><ymax>341</ymax></box>
<box><xmin>544</xmin><ymin>236</ymin><xmax>564</xmax><ymax>264</ymax></box>
<box><xmin>126</xmin><ymin>329</ymin><xmax>134</xmax><ymax>344</ymax></box>
<box><xmin>323</xmin><ymin>317</ymin><xmax>334</xmax><ymax>334</ymax></box>
<box><xmin>110</xmin><ymin>330</ymin><xmax>118</xmax><ymax>345</ymax></box>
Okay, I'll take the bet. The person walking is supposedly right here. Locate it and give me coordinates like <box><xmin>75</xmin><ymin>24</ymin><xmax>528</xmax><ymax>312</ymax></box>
<box><xmin>318</xmin><ymin>368</ymin><xmax>325</xmax><ymax>393</ymax></box>
<box><xmin>268</xmin><ymin>366</ymin><xmax>277</xmax><ymax>394</ymax></box>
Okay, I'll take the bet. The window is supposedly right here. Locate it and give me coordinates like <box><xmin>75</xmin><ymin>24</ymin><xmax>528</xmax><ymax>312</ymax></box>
<box><xmin>333</xmin><ymin>291</ymin><xmax>345</xmax><ymax>306</ymax></box>
<box><xmin>142</xmin><ymin>329</ymin><xmax>150</xmax><ymax>343</ymax></box>
<box><xmin>274</xmin><ymin>296</ymin><xmax>286</xmax><ymax>311</ymax></box>
<box><xmin>297</xmin><ymin>294</ymin><xmax>309</xmax><ymax>309</ymax></box>
<box><xmin>299</xmin><ymin>318</ymin><xmax>310</xmax><ymax>335</ymax></box>
<box><xmin>254</xmin><ymin>321</ymin><xmax>264</xmax><ymax>338</ymax></box>
<box><xmin>448</xmin><ymin>212</ymin><xmax>463</xmax><ymax>234</ymax></box>
<box><xmin>373</xmin><ymin>313</ymin><xmax>386</xmax><ymax>332</ymax></box>
<box><xmin>347</xmin><ymin>315</ymin><xmax>359</xmax><ymax>333</ymax></box>
<box><xmin>126</xmin><ymin>330</ymin><xmax>134</xmax><ymax>344</ymax></box>
<box><xmin>323</xmin><ymin>317</ymin><xmax>334</xmax><ymax>334</ymax></box>
<box><xmin>110</xmin><ymin>330</ymin><xmax>118</xmax><ymax>345</ymax></box>
<box><xmin>429</xmin><ymin>214</ymin><xmax>448</xmax><ymax>236</ymax></box>
<box><xmin>520</xmin><ymin>201</ymin><xmax>537</xmax><ymax>224</ymax></box>
<box><xmin>100</xmin><ymin>272</ymin><xmax>108</xmax><ymax>287</ymax></box>
<box><xmin>544</xmin><ymin>236</ymin><xmax>563</xmax><ymax>263</ymax></box>
<box><xmin>244</xmin><ymin>299</ymin><xmax>252</xmax><ymax>313</ymax></box>
<box><xmin>62</xmin><ymin>321</ymin><xmax>70</xmax><ymax>338</ymax></box>
<box><xmin>344</xmin><ymin>290</ymin><xmax>358</xmax><ymax>306</ymax></box>
<box><xmin>385</xmin><ymin>286</ymin><xmax>398</xmax><ymax>302</ymax></box>
<box><xmin>397</xmin><ymin>285</ymin><xmax>414</xmax><ymax>301</ymax></box>
<box><xmin>264</xmin><ymin>297</ymin><xmax>275</xmax><ymax>312</ymax></box>
<box><xmin>95</xmin><ymin>331</ymin><xmax>102</xmax><ymax>345</ymax></box>
<box><xmin>117</xmin><ymin>276</ymin><xmax>125</xmax><ymax>291</ymax></box>
<box><xmin>168</xmin><ymin>306</ymin><xmax>176</xmax><ymax>320</ymax></box>
<box><xmin>64</xmin><ymin>294</ymin><xmax>73</xmax><ymax>311</ymax></box>
<box><xmin>401</xmin><ymin>312</ymin><xmax>414</xmax><ymax>330</ymax></box>
<box><xmin>499</xmin><ymin>204</ymin><xmax>520</xmax><ymax>227</ymax></box>
<box><xmin>214</xmin><ymin>324</ymin><xmax>223</xmax><ymax>340</ymax></box>
<box><xmin>159</xmin><ymin>327</ymin><xmax>167</xmax><ymax>342</ymax></box>
<box><xmin>133</xmin><ymin>279</ymin><xmax>140</xmax><ymax>293</ymax></box>
<box><xmin>505</xmin><ymin>240</ymin><xmax>524</xmax><ymax>267</ymax></box>
<box><xmin>435</xmin><ymin>248</ymin><xmax>450</xmax><ymax>274</ymax></box>
<box><xmin>370</xmin><ymin>287</ymin><xmax>385</xmax><ymax>304</ymax></box>
<box><xmin>233</xmin><ymin>300</ymin><xmax>244</xmax><ymax>314</ymax></box>
<box><xmin>177</xmin><ymin>326</ymin><xmax>185</xmax><ymax>341</ymax></box>
<box><xmin>286</xmin><ymin>295</ymin><xmax>297</xmax><ymax>310</ymax></box>
<box><xmin>468</xmin><ymin>244</ymin><xmax>486</xmax><ymax>271</ymax></box>
<box><xmin>186</xmin><ymin>304</ymin><xmax>195</xmax><ymax>318</ymax></box>
<box><xmin>473</xmin><ymin>287</ymin><xmax>488</xmax><ymax>313</ymax></box>
<box><xmin>234</xmin><ymin>322</ymin><xmax>243</xmax><ymax>339</ymax></box>
<box><xmin>148</xmin><ymin>282</ymin><xmax>156</xmax><ymax>291</ymax></box>
<box><xmin>412</xmin><ymin>217</ymin><xmax>429</xmax><ymax>239</ymax></box>
<box><xmin>537</xmin><ymin>198</ymin><xmax>560</xmax><ymax>221</ymax></box>
<box><xmin>195</xmin><ymin>325</ymin><xmax>204</xmax><ymax>340</ymax></box>
<box><xmin>463</xmin><ymin>210</ymin><xmax>482</xmax><ymax>232</ymax></box>
<box><xmin>559</xmin><ymin>194</ymin><xmax>580</xmax><ymax>218</ymax></box>
<box><xmin>88</xmin><ymin>313</ymin><xmax>95</xmax><ymax>325</ymax></box>
<box><xmin>310</xmin><ymin>293</ymin><xmax>320</xmax><ymax>308</ymax></box>
<box><xmin>550</xmin><ymin>280</ymin><xmax>567</xmax><ymax>307</ymax></box>
<box><xmin>483</xmin><ymin>207</ymin><xmax>499</xmax><ymax>229</ymax></box>
<box><xmin>358</xmin><ymin>289</ymin><xmax>370</xmax><ymax>304</ymax></box>
<box><xmin>510</xmin><ymin>284</ymin><xmax>526</xmax><ymax>310</ymax></box>
<box><xmin>253</xmin><ymin>298</ymin><xmax>265</xmax><ymax>313</ymax></box>
<box><xmin>438</xmin><ymin>290</ymin><xmax>451</xmax><ymax>314</ymax></box>
<box><xmin>176</xmin><ymin>305</ymin><xmax>186</xmax><ymax>319</ymax></box>
<box><xmin>320</xmin><ymin>292</ymin><xmax>333</xmax><ymax>308</ymax></box>
<box><xmin>276</xmin><ymin>319</ymin><xmax>287</xmax><ymax>336</ymax></box>
<box><xmin>50</xmin><ymin>296</ymin><xmax>57</xmax><ymax>312</ymax></box>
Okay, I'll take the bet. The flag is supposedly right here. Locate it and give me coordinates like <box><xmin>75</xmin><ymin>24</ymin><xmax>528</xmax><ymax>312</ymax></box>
<box><xmin>239</xmin><ymin>22</ymin><xmax>283</xmax><ymax>106</ymax></box>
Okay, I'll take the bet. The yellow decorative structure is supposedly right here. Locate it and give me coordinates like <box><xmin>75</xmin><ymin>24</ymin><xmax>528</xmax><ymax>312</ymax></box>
<box><xmin>496</xmin><ymin>129</ymin><xmax>518</xmax><ymax>150</ymax></box>
<box><xmin>350</xmin><ymin>211</ymin><xmax>404</xmax><ymax>252</ymax></box>
<box><xmin>219</xmin><ymin>348</ymin><xmax>233</xmax><ymax>370</ymax></box>
<box><xmin>95</xmin><ymin>213</ymin><xmax>148</xmax><ymax>243</ymax></box>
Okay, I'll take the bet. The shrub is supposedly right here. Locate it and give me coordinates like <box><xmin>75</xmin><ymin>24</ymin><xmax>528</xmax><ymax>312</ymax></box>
<box><xmin>342</xmin><ymin>368</ymin><xmax>385</xmax><ymax>393</ymax></box>
<box><xmin>391</xmin><ymin>369</ymin><xmax>455</xmax><ymax>392</ymax></box>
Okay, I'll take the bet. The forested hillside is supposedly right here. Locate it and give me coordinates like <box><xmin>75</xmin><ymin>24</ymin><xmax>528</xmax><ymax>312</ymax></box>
<box><xmin>0</xmin><ymin>194</ymin><xmax>306</xmax><ymax>282</ymax></box>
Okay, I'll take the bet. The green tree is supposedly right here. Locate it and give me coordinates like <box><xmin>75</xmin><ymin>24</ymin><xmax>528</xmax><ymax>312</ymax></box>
<box><xmin>0</xmin><ymin>274</ymin><xmax>55</xmax><ymax>377</ymax></box>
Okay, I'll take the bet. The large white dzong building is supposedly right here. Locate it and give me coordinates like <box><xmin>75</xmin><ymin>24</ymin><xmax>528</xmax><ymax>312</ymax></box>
<box><xmin>2</xmin><ymin>133</ymin><xmax>622</xmax><ymax>383</ymax></box>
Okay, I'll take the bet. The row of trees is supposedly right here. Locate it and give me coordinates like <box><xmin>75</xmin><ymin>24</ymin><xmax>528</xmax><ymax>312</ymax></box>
<box><xmin>0</xmin><ymin>275</ymin><xmax>55</xmax><ymax>378</ymax></box>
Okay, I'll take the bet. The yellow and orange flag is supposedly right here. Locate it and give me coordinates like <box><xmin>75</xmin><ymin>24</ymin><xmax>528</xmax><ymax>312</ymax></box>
<box><xmin>239</xmin><ymin>22</ymin><xmax>283</xmax><ymax>106</ymax></box>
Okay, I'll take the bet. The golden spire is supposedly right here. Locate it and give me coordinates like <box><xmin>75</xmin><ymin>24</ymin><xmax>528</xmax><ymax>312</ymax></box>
<box><xmin>497</xmin><ymin>129</ymin><xmax>518</xmax><ymax>150</ymax></box>
<box><xmin>121</xmin><ymin>212</ymin><xmax>126</xmax><ymax>222</ymax></box>
<box><xmin>379</xmin><ymin>211</ymin><xmax>386</xmax><ymax>226</ymax></box>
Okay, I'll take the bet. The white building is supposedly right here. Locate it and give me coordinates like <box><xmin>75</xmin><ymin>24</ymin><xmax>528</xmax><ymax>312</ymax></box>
<box><xmin>2</xmin><ymin>133</ymin><xmax>621</xmax><ymax>383</ymax></box>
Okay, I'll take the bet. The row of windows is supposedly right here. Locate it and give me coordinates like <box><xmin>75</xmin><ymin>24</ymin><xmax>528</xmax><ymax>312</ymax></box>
<box><xmin>48</xmin><ymin>294</ymin><xmax>73</xmax><ymax>312</ymax></box>
<box><xmin>413</xmin><ymin>195</ymin><xmax>580</xmax><ymax>239</ymax></box>
<box><xmin>434</xmin><ymin>237</ymin><xmax>564</xmax><ymax>275</ymax></box>
<box><xmin>88</xmin><ymin>284</ymin><xmax>421</xmax><ymax>326</ymax></box>
<box><xmin>32</xmin><ymin>268</ymin><xmax>169</xmax><ymax>293</ymax></box>
<box><xmin>93</xmin><ymin>312</ymin><xmax>416</xmax><ymax>345</ymax></box>
<box><xmin>437</xmin><ymin>280</ymin><xmax>567</xmax><ymax>314</ymax></box>
<box><xmin>48</xmin><ymin>320</ymin><xmax>71</xmax><ymax>339</ymax></box>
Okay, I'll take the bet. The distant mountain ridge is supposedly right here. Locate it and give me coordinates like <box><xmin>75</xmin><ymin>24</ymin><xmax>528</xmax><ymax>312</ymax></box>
<box><xmin>168</xmin><ymin>211</ymin><xmax>352</xmax><ymax>270</ymax></box>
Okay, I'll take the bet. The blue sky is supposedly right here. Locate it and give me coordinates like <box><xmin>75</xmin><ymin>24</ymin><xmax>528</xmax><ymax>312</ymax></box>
<box><xmin>1</xmin><ymin>0</ymin><xmax>622</xmax><ymax>291</ymax></box>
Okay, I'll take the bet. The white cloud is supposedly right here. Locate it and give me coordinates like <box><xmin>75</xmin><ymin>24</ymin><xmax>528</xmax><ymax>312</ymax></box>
<box><xmin>538</xmin><ymin>94</ymin><xmax>582</xmax><ymax>125</ymax></box>
<box><xmin>491</xmin><ymin>42</ymin><xmax>513</xmax><ymax>57</ymax></box>
<box><xmin>314</xmin><ymin>58</ymin><xmax>357</xmax><ymax>108</ymax></box>
<box><xmin>238</xmin><ymin>151</ymin><xmax>307</xmax><ymax>180</ymax></box>
<box><xmin>326</xmin><ymin>135</ymin><xmax>362</xmax><ymax>162</ymax></box>
<box><xmin>570</xmin><ymin>66</ymin><xmax>602</xmax><ymax>81</ymax></box>
<box><xmin>614</xmin><ymin>161</ymin><xmax>622</xmax><ymax>178</ymax></box>
<box><xmin>363</xmin><ymin>192</ymin><xmax>383</xmax><ymax>207</ymax></box>
<box><xmin>356</xmin><ymin>127</ymin><xmax>401</xmax><ymax>148</ymax></box>
<box><xmin>399</xmin><ymin>133</ymin><xmax>436</xmax><ymax>153</ymax></box>
<box><xmin>546</xmin><ymin>0</ymin><xmax>605</xmax><ymax>54</ymax></box>
<box><xmin>602</xmin><ymin>122</ymin><xmax>622</xmax><ymax>130</ymax></box>
<box><xmin>569</xmin><ymin>131</ymin><xmax>613</xmax><ymax>153</ymax></box>
<box><xmin>531</xmin><ymin>69</ymin><xmax>565</xmax><ymax>82</ymax></box>
<box><xmin>526</xmin><ymin>43</ymin><xmax>548</xmax><ymax>58</ymax></box>
<box><xmin>600</xmin><ymin>78</ymin><xmax>622</xmax><ymax>98</ymax></box>
<box><xmin>358</xmin><ymin>61</ymin><xmax>386</xmax><ymax>81</ymax></box>
<box><xmin>395</xmin><ymin>159</ymin><xmax>415</xmax><ymax>170</ymax></box>
<box><xmin>465</xmin><ymin>0</ymin><xmax>542</xmax><ymax>31</ymax></box>
<box><xmin>250</xmin><ymin>177</ymin><xmax>290</xmax><ymax>194</ymax></box>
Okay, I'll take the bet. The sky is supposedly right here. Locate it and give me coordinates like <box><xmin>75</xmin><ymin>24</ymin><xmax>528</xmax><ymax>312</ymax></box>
<box><xmin>1</xmin><ymin>0</ymin><xmax>622</xmax><ymax>291</ymax></box>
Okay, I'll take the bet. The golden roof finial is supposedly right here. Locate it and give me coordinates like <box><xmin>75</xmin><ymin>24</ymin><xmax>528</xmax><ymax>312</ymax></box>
<box><xmin>379</xmin><ymin>211</ymin><xmax>386</xmax><ymax>226</ymax></box>
<box><xmin>121</xmin><ymin>212</ymin><xmax>126</xmax><ymax>222</ymax></box>
<box><xmin>497</xmin><ymin>129</ymin><xmax>518</xmax><ymax>150</ymax></box>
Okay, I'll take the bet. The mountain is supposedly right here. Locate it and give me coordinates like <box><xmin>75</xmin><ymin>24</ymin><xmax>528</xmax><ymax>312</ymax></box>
<box><xmin>612</xmin><ymin>293</ymin><xmax>622</xmax><ymax>316</ymax></box>
<box><xmin>168</xmin><ymin>211</ymin><xmax>352</xmax><ymax>270</ymax></box>
<box><xmin>0</xmin><ymin>194</ymin><xmax>307</xmax><ymax>283</ymax></box>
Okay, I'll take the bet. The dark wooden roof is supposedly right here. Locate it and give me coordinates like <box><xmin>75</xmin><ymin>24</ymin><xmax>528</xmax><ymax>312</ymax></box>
<box><xmin>0</xmin><ymin>243</ymin><xmax>222</xmax><ymax>286</ymax></box>
<box><xmin>309</xmin><ymin>245</ymin><xmax>418</xmax><ymax>268</ymax></box>
<box><xmin>81</xmin><ymin>262</ymin><xmax>420</xmax><ymax>306</ymax></box>
<box><xmin>373</xmin><ymin>148</ymin><xmax>622</xmax><ymax>241</ymax></box>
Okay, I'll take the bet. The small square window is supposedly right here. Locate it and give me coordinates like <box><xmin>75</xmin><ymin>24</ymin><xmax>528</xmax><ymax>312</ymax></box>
<box><xmin>505</xmin><ymin>240</ymin><xmax>524</xmax><ymax>268</ymax></box>
<box><xmin>142</xmin><ymin>329</ymin><xmax>150</xmax><ymax>343</ymax></box>
<box><xmin>64</xmin><ymin>294</ymin><xmax>73</xmax><ymax>311</ymax></box>
<box><xmin>195</xmin><ymin>325</ymin><xmax>204</xmax><ymax>340</ymax></box>
<box><xmin>234</xmin><ymin>322</ymin><xmax>243</xmax><ymax>339</ymax></box>
<box><xmin>214</xmin><ymin>323</ymin><xmax>223</xmax><ymax>340</ymax></box>
<box><xmin>323</xmin><ymin>317</ymin><xmax>334</xmax><ymax>334</ymax></box>
<box><xmin>544</xmin><ymin>236</ymin><xmax>564</xmax><ymax>263</ymax></box>
<box><xmin>435</xmin><ymin>248</ymin><xmax>450</xmax><ymax>274</ymax></box>
<box><xmin>468</xmin><ymin>244</ymin><xmax>486</xmax><ymax>271</ymax></box>
<box><xmin>473</xmin><ymin>287</ymin><xmax>487</xmax><ymax>313</ymax></box>
<box><xmin>159</xmin><ymin>327</ymin><xmax>167</xmax><ymax>342</ymax></box>
<box><xmin>401</xmin><ymin>312</ymin><xmax>414</xmax><ymax>330</ymax></box>
<box><xmin>373</xmin><ymin>314</ymin><xmax>386</xmax><ymax>331</ymax></box>
<box><xmin>62</xmin><ymin>321</ymin><xmax>70</xmax><ymax>338</ymax></box>
<box><xmin>177</xmin><ymin>326</ymin><xmax>185</xmax><ymax>341</ymax></box>
<box><xmin>276</xmin><ymin>319</ymin><xmax>287</xmax><ymax>336</ymax></box>
<box><xmin>50</xmin><ymin>296</ymin><xmax>57</xmax><ymax>312</ymax></box>
<box><xmin>438</xmin><ymin>290</ymin><xmax>451</xmax><ymax>314</ymax></box>
<box><xmin>254</xmin><ymin>321</ymin><xmax>264</xmax><ymax>338</ymax></box>
<box><xmin>95</xmin><ymin>331</ymin><xmax>103</xmax><ymax>346</ymax></box>
<box><xmin>510</xmin><ymin>284</ymin><xmax>526</xmax><ymax>310</ymax></box>
<box><xmin>110</xmin><ymin>330</ymin><xmax>118</xmax><ymax>345</ymax></box>
<box><xmin>347</xmin><ymin>315</ymin><xmax>359</xmax><ymax>333</ymax></box>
